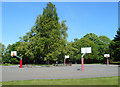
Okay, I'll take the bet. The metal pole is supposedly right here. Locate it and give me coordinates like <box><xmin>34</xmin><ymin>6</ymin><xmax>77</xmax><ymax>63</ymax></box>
<box><xmin>81</xmin><ymin>53</ymin><xmax>86</xmax><ymax>71</ymax></box>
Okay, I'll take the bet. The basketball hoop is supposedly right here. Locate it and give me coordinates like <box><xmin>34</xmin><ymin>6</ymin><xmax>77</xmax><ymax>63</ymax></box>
<box><xmin>104</xmin><ymin>54</ymin><xmax>110</xmax><ymax>58</ymax></box>
<box><xmin>64</xmin><ymin>55</ymin><xmax>69</xmax><ymax>64</ymax></box>
<box><xmin>11</xmin><ymin>51</ymin><xmax>17</xmax><ymax>57</ymax></box>
<box><xmin>81</xmin><ymin>47</ymin><xmax>92</xmax><ymax>71</ymax></box>
<box><xmin>11</xmin><ymin>51</ymin><xmax>22</xmax><ymax>68</ymax></box>
<box><xmin>104</xmin><ymin>54</ymin><xmax>110</xmax><ymax>65</ymax></box>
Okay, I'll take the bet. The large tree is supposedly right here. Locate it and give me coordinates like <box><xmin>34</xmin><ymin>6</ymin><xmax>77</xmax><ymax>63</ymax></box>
<box><xmin>69</xmin><ymin>37</ymin><xmax>98</xmax><ymax>63</ymax></box>
<box><xmin>33</xmin><ymin>2</ymin><xmax>68</xmax><ymax>64</ymax></box>
<box><xmin>83</xmin><ymin>33</ymin><xmax>111</xmax><ymax>62</ymax></box>
<box><xmin>16</xmin><ymin>2</ymin><xmax>68</xmax><ymax>64</ymax></box>
<box><xmin>109</xmin><ymin>28</ymin><xmax>120</xmax><ymax>61</ymax></box>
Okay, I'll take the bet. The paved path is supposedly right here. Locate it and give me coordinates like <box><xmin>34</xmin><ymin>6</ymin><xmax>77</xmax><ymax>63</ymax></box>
<box><xmin>2</xmin><ymin>64</ymin><xmax>119</xmax><ymax>81</ymax></box>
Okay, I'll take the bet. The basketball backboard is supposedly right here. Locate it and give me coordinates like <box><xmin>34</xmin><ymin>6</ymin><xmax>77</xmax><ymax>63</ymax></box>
<box><xmin>81</xmin><ymin>47</ymin><xmax>91</xmax><ymax>53</ymax></box>
<box><xmin>11</xmin><ymin>51</ymin><xmax>17</xmax><ymax>56</ymax></box>
<box><xmin>65</xmin><ymin>55</ymin><xmax>69</xmax><ymax>59</ymax></box>
<box><xmin>104</xmin><ymin>54</ymin><xmax>110</xmax><ymax>58</ymax></box>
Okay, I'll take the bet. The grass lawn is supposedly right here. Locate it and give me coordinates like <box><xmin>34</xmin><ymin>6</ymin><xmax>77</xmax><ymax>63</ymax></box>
<box><xmin>110</xmin><ymin>61</ymin><xmax>120</xmax><ymax>65</ymax></box>
<box><xmin>2</xmin><ymin>76</ymin><xmax>118</xmax><ymax>85</ymax></box>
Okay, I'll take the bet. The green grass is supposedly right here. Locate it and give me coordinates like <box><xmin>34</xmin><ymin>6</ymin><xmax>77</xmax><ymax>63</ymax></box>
<box><xmin>2</xmin><ymin>76</ymin><xmax>118</xmax><ymax>85</ymax></box>
<box><xmin>111</xmin><ymin>61</ymin><xmax>120</xmax><ymax>64</ymax></box>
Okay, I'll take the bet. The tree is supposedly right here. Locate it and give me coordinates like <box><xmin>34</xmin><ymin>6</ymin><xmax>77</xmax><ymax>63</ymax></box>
<box><xmin>16</xmin><ymin>2</ymin><xmax>68</xmax><ymax>64</ymax></box>
<box><xmin>83</xmin><ymin>33</ymin><xmax>111</xmax><ymax>62</ymax></box>
<box><xmin>109</xmin><ymin>28</ymin><xmax>120</xmax><ymax>61</ymax></box>
<box><xmin>3</xmin><ymin>43</ymin><xmax>20</xmax><ymax>64</ymax></box>
<box><xmin>99</xmin><ymin>35</ymin><xmax>111</xmax><ymax>52</ymax></box>
<box><xmin>99</xmin><ymin>36</ymin><xmax>111</xmax><ymax>45</ymax></box>
<box><xmin>64</xmin><ymin>42</ymin><xmax>78</xmax><ymax>63</ymax></box>
<box><xmin>0</xmin><ymin>43</ymin><xmax>5</xmax><ymax>63</ymax></box>
<box><xmin>72</xmin><ymin>37</ymin><xmax>98</xmax><ymax>63</ymax></box>
<box><xmin>9</xmin><ymin>58</ymin><xmax>19</xmax><ymax>64</ymax></box>
<box><xmin>32</xmin><ymin>2</ymin><xmax>68</xmax><ymax>64</ymax></box>
<box><xmin>114</xmin><ymin>28</ymin><xmax>120</xmax><ymax>41</ymax></box>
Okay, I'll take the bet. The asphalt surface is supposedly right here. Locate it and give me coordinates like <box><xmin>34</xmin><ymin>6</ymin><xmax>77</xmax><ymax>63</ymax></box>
<box><xmin>2</xmin><ymin>64</ymin><xmax>119</xmax><ymax>81</ymax></box>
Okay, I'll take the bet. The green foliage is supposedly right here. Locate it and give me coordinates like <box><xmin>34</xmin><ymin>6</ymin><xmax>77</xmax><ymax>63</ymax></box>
<box><xmin>63</xmin><ymin>33</ymin><xmax>111</xmax><ymax>63</ymax></box>
<box><xmin>67</xmin><ymin>37</ymin><xmax>98</xmax><ymax>63</ymax></box>
<box><xmin>14</xmin><ymin>2</ymin><xmax>68</xmax><ymax>64</ymax></box>
<box><xmin>99</xmin><ymin>35</ymin><xmax>111</xmax><ymax>45</ymax></box>
<box><xmin>114</xmin><ymin>28</ymin><xmax>120</xmax><ymax>41</ymax></box>
<box><xmin>0</xmin><ymin>43</ymin><xmax>5</xmax><ymax>63</ymax></box>
<box><xmin>109</xmin><ymin>28</ymin><xmax>120</xmax><ymax>61</ymax></box>
<box><xmin>83</xmin><ymin>33</ymin><xmax>111</xmax><ymax>62</ymax></box>
<box><xmin>3</xmin><ymin>43</ymin><xmax>21</xmax><ymax>64</ymax></box>
<box><xmin>9</xmin><ymin>58</ymin><xmax>19</xmax><ymax>64</ymax></box>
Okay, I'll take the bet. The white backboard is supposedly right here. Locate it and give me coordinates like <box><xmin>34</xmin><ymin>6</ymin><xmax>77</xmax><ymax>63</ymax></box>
<box><xmin>11</xmin><ymin>51</ymin><xmax>17</xmax><ymax>56</ymax></box>
<box><xmin>81</xmin><ymin>47</ymin><xmax>91</xmax><ymax>53</ymax></box>
<box><xmin>65</xmin><ymin>55</ymin><xmax>69</xmax><ymax>59</ymax></box>
<box><xmin>104</xmin><ymin>54</ymin><xmax>110</xmax><ymax>58</ymax></box>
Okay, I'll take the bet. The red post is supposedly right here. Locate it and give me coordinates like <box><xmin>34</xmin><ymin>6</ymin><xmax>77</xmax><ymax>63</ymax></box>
<box><xmin>20</xmin><ymin>58</ymin><xmax>22</xmax><ymax>68</ymax></box>
<box><xmin>107</xmin><ymin>58</ymin><xmax>109</xmax><ymax>65</ymax></box>
<box><xmin>81</xmin><ymin>57</ymin><xmax>84</xmax><ymax>71</ymax></box>
<box><xmin>64</xmin><ymin>59</ymin><xmax>66</xmax><ymax>65</ymax></box>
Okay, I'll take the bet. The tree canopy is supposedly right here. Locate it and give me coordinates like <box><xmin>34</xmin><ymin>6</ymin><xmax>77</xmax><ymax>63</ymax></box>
<box><xmin>13</xmin><ymin>2</ymin><xmax>68</xmax><ymax>64</ymax></box>
<box><xmin>109</xmin><ymin>28</ymin><xmax>120</xmax><ymax>61</ymax></box>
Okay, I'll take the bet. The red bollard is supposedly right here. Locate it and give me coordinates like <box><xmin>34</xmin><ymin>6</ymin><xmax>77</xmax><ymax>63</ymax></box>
<box><xmin>81</xmin><ymin>57</ymin><xmax>84</xmax><ymax>71</ymax></box>
<box><xmin>20</xmin><ymin>58</ymin><xmax>22</xmax><ymax>68</ymax></box>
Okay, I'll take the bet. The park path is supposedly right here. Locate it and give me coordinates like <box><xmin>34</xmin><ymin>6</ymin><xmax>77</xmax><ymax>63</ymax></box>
<box><xmin>2</xmin><ymin>64</ymin><xmax>119</xmax><ymax>81</ymax></box>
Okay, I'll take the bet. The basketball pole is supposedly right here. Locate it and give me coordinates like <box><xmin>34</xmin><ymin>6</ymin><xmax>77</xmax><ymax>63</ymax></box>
<box><xmin>81</xmin><ymin>47</ymin><xmax>91</xmax><ymax>71</ymax></box>
<box><xmin>81</xmin><ymin>57</ymin><xmax>84</xmax><ymax>71</ymax></box>
<box><xmin>64</xmin><ymin>59</ymin><xmax>66</xmax><ymax>65</ymax></box>
<box><xmin>20</xmin><ymin>58</ymin><xmax>22</xmax><ymax>68</ymax></box>
<box><xmin>107</xmin><ymin>57</ymin><xmax>109</xmax><ymax>65</ymax></box>
<box><xmin>81</xmin><ymin>53</ymin><xmax>86</xmax><ymax>71</ymax></box>
<box><xmin>104</xmin><ymin>54</ymin><xmax>110</xmax><ymax>66</ymax></box>
<box><xmin>16</xmin><ymin>56</ymin><xmax>22</xmax><ymax>68</ymax></box>
<box><xmin>11</xmin><ymin>51</ymin><xmax>22</xmax><ymax>68</ymax></box>
<box><xmin>64</xmin><ymin>55</ymin><xmax>69</xmax><ymax>65</ymax></box>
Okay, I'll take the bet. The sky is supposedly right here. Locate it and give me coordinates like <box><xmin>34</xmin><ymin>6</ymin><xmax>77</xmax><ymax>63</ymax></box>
<box><xmin>2</xmin><ymin>2</ymin><xmax>118</xmax><ymax>47</ymax></box>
